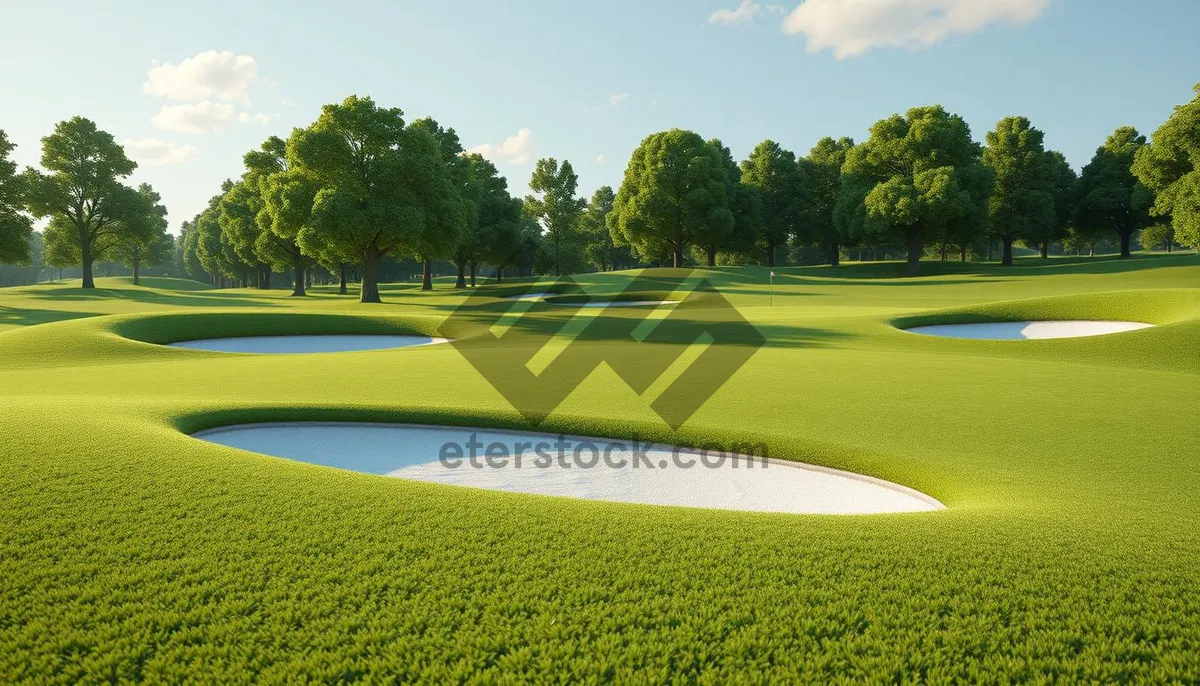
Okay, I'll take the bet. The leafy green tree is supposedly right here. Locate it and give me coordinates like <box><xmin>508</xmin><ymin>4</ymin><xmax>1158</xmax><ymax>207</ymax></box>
<box><xmin>240</xmin><ymin>136</ymin><xmax>317</xmax><ymax>296</ymax></box>
<box><xmin>708</xmin><ymin>139</ymin><xmax>762</xmax><ymax>266</ymax></box>
<box><xmin>1132</xmin><ymin>84</ymin><xmax>1200</xmax><ymax>251</ymax></box>
<box><xmin>112</xmin><ymin>183</ymin><xmax>170</xmax><ymax>285</ymax></box>
<box><xmin>288</xmin><ymin>96</ymin><xmax>461</xmax><ymax>303</ymax></box>
<box><xmin>982</xmin><ymin>116</ymin><xmax>1055</xmax><ymax>266</ymax></box>
<box><xmin>580</xmin><ymin>186</ymin><xmax>618</xmax><ymax>271</ymax></box>
<box><xmin>218</xmin><ymin>181</ymin><xmax>275</xmax><ymax>289</ymax></box>
<box><xmin>43</xmin><ymin>217</ymin><xmax>81</xmax><ymax>277</ymax></box>
<box><xmin>802</xmin><ymin>137</ymin><xmax>854</xmax><ymax>265</ymax></box>
<box><xmin>740</xmin><ymin>140</ymin><xmax>806</xmax><ymax>267</ymax></box>
<box><xmin>610</xmin><ymin>129</ymin><xmax>733</xmax><ymax>268</ymax></box>
<box><xmin>408</xmin><ymin>118</ymin><xmax>468</xmax><ymax>290</ymax></box>
<box><xmin>525</xmin><ymin>158</ymin><xmax>585</xmax><ymax>276</ymax></box>
<box><xmin>1139</xmin><ymin>223</ymin><xmax>1176</xmax><ymax>252</ymax></box>
<box><xmin>838</xmin><ymin>106</ymin><xmax>986</xmax><ymax>275</ymax></box>
<box><xmin>1076</xmin><ymin>126</ymin><xmax>1153</xmax><ymax>258</ymax></box>
<box><xmin>1034</xmin><ymin>151</ymin><xmax>1080</xmax><ymax>257</ymax></box>
<box><xmin>22</xmin><ymin>117</ymin><xmax>142</xmax><ymax>288</ymax></box>
<box><xmin>178</xmin><ymin>220</ymin><xmax>208</xmax><ymax>282</ymax></box>
<box><xmin>0</xmin><ymin>130</ymin><xmax>33</xmax><ymax>265</ymax></box>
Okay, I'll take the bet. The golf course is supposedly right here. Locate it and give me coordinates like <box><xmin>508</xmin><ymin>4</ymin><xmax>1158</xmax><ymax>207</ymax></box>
<box><xmin>2</xmin><ymin>254</ymin><xmax>1198</xmax><ymax>682</ymax></box>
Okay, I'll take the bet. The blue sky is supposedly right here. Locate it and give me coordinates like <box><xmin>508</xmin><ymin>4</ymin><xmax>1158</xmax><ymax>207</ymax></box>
<box><xmin>2</xmin><ymin>0</ymin><xmax>1198</xmax><ymax>234</ymax></box>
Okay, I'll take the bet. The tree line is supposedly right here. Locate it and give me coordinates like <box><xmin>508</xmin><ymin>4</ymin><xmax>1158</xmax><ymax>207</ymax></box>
<box><xmin>1</xmin><ymin>84</ymin><xmax>1197</xmax><ymax>295</ymax></box>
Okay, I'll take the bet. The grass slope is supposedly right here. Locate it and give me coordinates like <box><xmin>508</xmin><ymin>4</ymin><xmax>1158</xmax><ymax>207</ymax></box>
<box><xmin>1</xmin><ymin>254</ymin><xmax>1199</xmax><ymax>682</ymax></box>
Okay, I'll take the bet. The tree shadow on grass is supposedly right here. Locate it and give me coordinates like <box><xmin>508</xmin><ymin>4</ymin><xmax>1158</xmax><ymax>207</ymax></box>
<box><xmin>0</xmin><ymin>306</ymin><xmax>96</xmax><ymax>329</ymax></box>
<box><xmin>23</xmin><ymin>286</ymin><xmax>283</xmax><ymax>309</ymax></box>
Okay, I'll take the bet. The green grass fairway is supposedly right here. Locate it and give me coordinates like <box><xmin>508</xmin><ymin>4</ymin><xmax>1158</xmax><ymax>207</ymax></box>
<box><xmin>2</xmin><ymin>255</ymin><xmax>1199</xmax><ymax>682</ymax></box>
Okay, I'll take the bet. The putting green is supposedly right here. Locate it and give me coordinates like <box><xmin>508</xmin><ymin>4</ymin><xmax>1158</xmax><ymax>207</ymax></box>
<box><xmin>1</xmin><ymin>255</ymin><xmax>1199</xmax><ymax>682</ymax></box>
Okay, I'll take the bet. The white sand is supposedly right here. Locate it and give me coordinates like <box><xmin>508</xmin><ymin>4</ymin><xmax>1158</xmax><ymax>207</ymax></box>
<box><xmin>566</xmin><ymin>300</ymin><xmax>680</xmax><ymax>308</ymax></box>
<box><xmin>507</xmin><ymin>293</ymin><xmax>557</xmax><ymax>301</ymax></box>
<box><xmin>904</xmin><ymin>320</ymin><xmax>1153</xmax><ymax>340</ymax></box>
<box><xmin>168</xmin><ymin>335</ymin><xmax>450</xmax><ymax>354</ymax></box>
<box><xmin>193</xmin><ymin>423</ymin><xmax>944</xmax><ymax>515</ymax></box>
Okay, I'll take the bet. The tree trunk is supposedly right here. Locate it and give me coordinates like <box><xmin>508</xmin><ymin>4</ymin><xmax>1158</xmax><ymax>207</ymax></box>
<box><xmin>132</xmin><ymin>260</ymin><xmax>140</xmax><ymax>286</ymax></box>
<box><xmin>987</xmin><ymin>241</ymin><xmax>993</xmax><ymax>262</ymax></box>
<box><xmin>672</xmin><ymin>242</ymin><xmax>684</xmax><ymax>268</ymax></box>
<box><xmin>939</xmin><ymin>244</ymin><xmax>947</xmax><ymax>261</ymax></box>
<box><xmin>1089</xmin><ymin>244</ymin><xmax>1095</xmax><ymax>258</ymax></box>
<box><xmin>904</xmin><ymin>231</ymin><xmax>922</xmax><ymax>276</ymax></box>
<box><xmin>829</xmin><ymin>242</ymin><xmax>840</xmax><ymax>267</ymax></box>
<box><xmin>80</xmin><ymin>239</ymin><xmax>95</xmax><ymax>289</ymax></box>
<box><xmin>338</xmin><ymin>265</ymin><xmax>348</xmax><ymax>295</ymax></box>
<box><xmin>360</xmin><ymin>256</ymin><xmax>381</xmax><ymax>303</ymax></box>
<box><xmin>260</xmin><ymin>267</ymin><xmax>272</xmax><ymax>290</ymax></box>
<box><xmin>291</xmin><ymin>259</ymin><xmax>306</xmax><ymax>297</ymax></box>
<box><xmin>765</xmin><ymin>241</ymin><xmax>775</xmax><ymax>268</ymax></box>
<box><xmin>455</xmin><ymin>259</ymin><xmax>467</xmax><ymax>289</ymax></box>
<box><xmin>1119</xmin><ymin>230</ymin><xmax>1132</xmax><ymax>258</ymax></box>
<box><xmin>1002</xmin><ymin>236</ymin><xmax>1014</xmax><ymax>266</ymax></box>
<box><xmin>960</xmin><ymin>246</ymin><xmax>968</xmax><ymax>262</ymax></box>
<box><xmin>1040</xmin><ymin>241</ymin><xmax>1049</xmax><ymax>259</ymax></box>
<box><xmin>469</xmin><ymin>262</ymin><xmax>477</xmax><ymax>288</ymax></box>
<box><xmin>421</xmin><ymin>258</ymin><xmax>433</xmax><ymax>291</ymax></box>
<box><xmin>706</xmin><ymin>245</ymin><xmax>717</xmax><ymax>267</ymax></box>
<box><xmin>1166</xmin><ymin>239</ymin><xmax>1173</xmax><ymax>253</ymax></box>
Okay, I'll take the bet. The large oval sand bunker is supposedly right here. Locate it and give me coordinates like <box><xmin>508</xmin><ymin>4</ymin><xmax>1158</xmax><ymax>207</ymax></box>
<box><xmin>192</xmin><ymin>423</ymin><xmax>943</xmax><ymax>514</ymax></box>
<box><xmin>904</xmin><ymin>320</ymin><xmax>1153</xmax><ymax>340</ymax></box>
<box><xmin>168</xmin><ymin>335</ymin><xmax>449</xmax><ymax>354</ymax></box>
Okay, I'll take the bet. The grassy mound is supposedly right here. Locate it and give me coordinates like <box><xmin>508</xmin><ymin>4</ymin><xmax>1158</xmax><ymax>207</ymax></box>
<box><xmin>1</xmin><ymin>254</ymin><xmax>1199</xmax><ymax>682</ymax></box>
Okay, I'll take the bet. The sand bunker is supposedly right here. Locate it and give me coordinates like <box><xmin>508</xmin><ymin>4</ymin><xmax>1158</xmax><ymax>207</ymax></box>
<box><xmin>192</xmin><ymin>423</ymin><xmax>943</xmax><ymax>515</ymax></box>
<box><xmin>557</xmin><ymin>300</ymin><xmax>680</xmax><ymax>308</ymax></box>
<box><xmin>168</xmin><ymin>335</ymin><xmax>449</xmax><ymax>354</ymax></box>
<box><xmin>904</xmin><ymin>320</ymin><xmax>1153</xmax><ymax>340</ymax></box>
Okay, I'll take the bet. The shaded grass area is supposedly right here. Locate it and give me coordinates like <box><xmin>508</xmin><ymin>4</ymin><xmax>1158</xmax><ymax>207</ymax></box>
<box><xmin>1</xmin><ymin>255</ymin><xmax>1199</xmax><ymax>681</ymax></box>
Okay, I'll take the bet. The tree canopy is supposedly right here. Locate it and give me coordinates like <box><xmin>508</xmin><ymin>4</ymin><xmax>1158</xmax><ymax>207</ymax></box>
<box><xmin>22</xmin><ymin>117</ymin><xmax>141</xmax><ymax>288</ymax></box>
<box><xmin>1076</xmin><ymin>126</ymin><xmax>1153</xmax><ymax>258</ymax></box>
<box><xmin>740</xmin><ymin>140</ymin><xmax>806</xmax><ymax>267</ymax></box>
<box><xmin>288</xmin><ymin>96</ymin><xmax>463</xmax><ymax>302</ymax></box>
<box><xmin>1133</xmin><ymin>84</ymin><xmax>1200</xmax><ymax>251</ymax></box>
<box><xmin>111</xmin><ymin>183</ymin><xmax>170</xmax><ymax>285</ymax></box>
<box><xmin>837</xmin><ymin>106</ymin><xmax>988</xmax><ymax>275</ymax></box>
<box><xmin>982</xmin><ymin>116</ymin><xmax>1055</xmax><ymax>265</ymax></box>
<box><xmin>525</xmin><ymin>158</ymin><xmax>586</xmax><ymax>276</ymax></box>
<box><xmin>802</xmin><ymin>137</ymin><xmax>854</xmax><ymax>265</ymax></box>
<box><xmin>609</xmin><ymin>129</ymin><xmax>733</xmax><ymax>268</ymax></box>
<box><xmin>0</xmin><ymin>130</ymin><xmax>33</xmax><ymax>265</ymax></box>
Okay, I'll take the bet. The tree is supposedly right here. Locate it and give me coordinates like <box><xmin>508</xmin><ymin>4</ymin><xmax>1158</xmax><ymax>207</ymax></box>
<box><xmin>1037</xmin><ymin>151</ymin><xmax>1079</xmax><ymax>257</ymax></box>
<box><xmin>0</xmin><ymin>130</ymin><xmax>33</xmax><ymax>265</ymax></box>
<box><xmin>1139</xmin><ymin>223</ymin><xmax>1176</xmax><ymax>252</ymax></box>
<box><xmin>1132</xmin><ymin>84</ymin><xmax>1200</xmax><ymax>251</ymax></box>
<box><xmin>525</xmin><ymin>158</ymin><xmax>585</xmax><ymax>276</ymax></box>
<box><xmin>740</xmin><ymin>140</ymin><xmax>806</xmax><ymax>267</ymax></box>
<box><xmin>43</xmin><ymin>217</ymin><xmax>80</xmax><ymax>278</ymax></box>
<box><xmin>1076</xmin><ymin>126</ymin><xmax>1152</xmax><ymax>258</ymax></box>
<box><xmin>242</xmin><ymin>136</ymin><xmax>316</xmax><ymax>296</ymax></box>
<box><xmin>708</xmin><ymin>139</ymin><xmax>762</xmax><ymax>266</ymax></box>
<box><xmin>22</xmin><ymin>117</ymin><xmax>141</xmax><ymax>288</ymax></box>
<box><xmin>580</xmin><ymin>186</ymin><xmax>618</xmax><ymax>271</ymax></box>
<box><xmin>288</xmin><ymin>96</ymin><xmax>462</xmax><ymax>303</ymax></box>
<box><xmin>982</xmin><ymin>116</ymin><xmax>1055</xmax><ymax>266</ymax></box>
<box><xmin>802</xmin><ymin>137</ymin><xmax>854</xmax><ymax>265</ymax></box>
<box><xmin>408</xmin><ymin>118</ymin><xmax>467</xmax><ymax>290</ymax></box>
<box><xmin>837</xmin><ymin>106</ymin><xmax>987</xmax><ymax>275</ymax></box>
<box><xmin>112</xmin><ymin>183</ymin><xmax>170</xmax><ymax>285</ymax></box>
<box><xmin>178</xmin><ymin>220</ymin><xmax>208</xmax><ymax>282</ymax></box>
<box><xmin>609</xmin><ymin>130</ymin><xmax>733</xmax><ymax>268</ymax></box>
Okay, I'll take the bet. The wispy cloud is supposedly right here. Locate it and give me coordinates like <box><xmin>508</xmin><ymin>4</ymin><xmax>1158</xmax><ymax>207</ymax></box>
<box><xmin>121</xmin><ymin>138</ymin><xmax>198</xmax><ymax>166</ymax></box>
<box><xmin>608</xmin><ymin>93</ymin><xmax>631</xmax><ymax>106</ymax></box>
<box><xmin>781</xmin><ymin>0</ymin><xmax>1050</xmax><ymax>59</ymax></box>
<box><xmin>710</xmin><ymin>0</ymin><xmax>763</xmax><ymax>25</ymax></box>
<box><xmin>144</xmin><ymin>51</ymin><xmax>258</xmax><ymax>103</ymax></box>
<box><xmin>467</xmin><ymin>128</ymin><xmax>536</xmax><ymax>166</ymax></box>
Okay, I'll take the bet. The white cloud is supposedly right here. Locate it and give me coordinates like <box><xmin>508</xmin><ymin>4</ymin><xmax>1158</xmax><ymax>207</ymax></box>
<box><xmin>467</xmin><ymin>128</ymin><xmax>536</xmax><ymax>166</ymax></box>
<box><xmin>121</xmin><ymin>138</ymin><xmax>198</xmax><ymax>166</ymax></box>
<box><xmin>781</xmin><ymin>0</ymin><xmax>1049</xmax><ymax>59</ymax></box>
<box><xmin>710</xmin><ymin>0</ymin><xmax>762</xmax><ymax>24</ymax></box>
<box><xmin>151</xmin><ymin>101</ymin><xmax>239</xmax><ymax>134</ymax></box>
<box><xmin>238</xmin><ymin>112</ymin><xmax>280</xmax><ymax>126</ymax></box>
<box><xmin>609</xmin><ymin>92</ymin><xmax>631</xmax><ymax>106</ymax></box>
<box><xmin>144</xmin><ymin>51</ymin><xmax>258</xmax><ymax>102</ymax></box>
<box><xmin>595</xmin><ymin>154</ymin><xmax>607</xmax><ymax>164</ymax></box>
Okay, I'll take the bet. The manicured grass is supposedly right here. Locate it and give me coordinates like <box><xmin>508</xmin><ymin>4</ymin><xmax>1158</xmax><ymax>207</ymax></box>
<box><xmin>1</xmin><ymin>254</ymin><xmax>1199</xmax><ymax>682</ymax></box>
